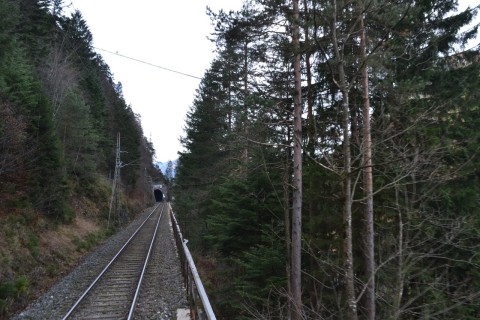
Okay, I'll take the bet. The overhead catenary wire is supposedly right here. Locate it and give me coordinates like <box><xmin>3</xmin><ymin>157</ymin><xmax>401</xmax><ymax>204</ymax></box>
<box><xmin>66</xmin><ymin>0</ymin><xmax>202</xmax><ymax>80</ymax></box>
<box><xmin>94</xmin><ymin>47</ymin><xmax>202</xmax><ymax>80</ymax></box>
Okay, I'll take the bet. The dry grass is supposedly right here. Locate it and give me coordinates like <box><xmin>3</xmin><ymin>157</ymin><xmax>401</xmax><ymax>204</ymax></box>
<box><xmin>0</xmin><ymin>175</ymin><xmax>146</xmax><ymax>318</ymax></box>
<box><xmin>0</xmin><ymin>206</ymin><xmax>105</xmax><ymax>318</ymax></box>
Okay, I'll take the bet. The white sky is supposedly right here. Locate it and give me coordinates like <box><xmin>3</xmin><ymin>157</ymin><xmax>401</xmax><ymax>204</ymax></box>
<box><xmin>66</xmin><ymin>0</ymin><xmax>245</xmax><ymax>163</ymax></box>
<box><xmin>66</xmin><ymin>0</ymin><xmax>478</xmax><ymax>164</ymax></box>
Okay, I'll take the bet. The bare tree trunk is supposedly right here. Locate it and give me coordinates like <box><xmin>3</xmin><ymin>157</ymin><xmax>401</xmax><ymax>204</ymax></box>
<box><xmin>304</xmin><ymin>0</ymin><xmax>315</xmax><ymax>158</ymax></box>
<box><xmin>359</xmin><ymin>3</ymin><xmax>376</xmax><ymax>319</ymax></box>
<box><xmin>292</xmin><ymin>0</ymin><xmax>303</xmax><ymax>318</ymax></box>
<box><xmin>341</xmin><ymin>91</ymin><xmax>357</xmax><ymax>320</ymax></box>
<box><xmin>242</xmin><ymin>41</ymin><xmax>249</xmax><ymax>166</ymax></box>
<box><xmin>303</xmin><ymin>1</ymin><xmax>317</xmax><ymax>303</ymax></box>
<box><xmin>392</xmin><ymin>185</ymin><xmax>405</xmax><ymax>320</ymax></box>
<box><xmin>284</xmin><ymin>144</ymin><xmax>293</xmax><ymax>320</ymax></box>
<box><xmin>332</xmin><ymin>1</ymin><xmax>357</xmax><ymax>318</ymax></box>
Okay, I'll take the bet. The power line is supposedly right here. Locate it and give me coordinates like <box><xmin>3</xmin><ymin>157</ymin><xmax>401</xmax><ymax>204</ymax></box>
<box><xmin>94</xmin><ymin>47</ymin><xmax>202</xmax><ymax>80</ymax></box>
<box><xmin>67</xmin><ymin>0</ymin><xmax>202</xmax><ymax>80</ymax></box>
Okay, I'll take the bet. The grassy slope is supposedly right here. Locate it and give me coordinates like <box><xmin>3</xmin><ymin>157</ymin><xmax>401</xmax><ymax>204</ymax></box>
<box><xmin>0</xmin><ymin>177</ymin><xmax>144</xmax><ymax>318</ymax></box>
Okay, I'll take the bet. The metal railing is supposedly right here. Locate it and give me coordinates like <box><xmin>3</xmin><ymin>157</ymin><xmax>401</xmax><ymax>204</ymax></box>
<box><xmin>169</xmin><ymin>204</ymin><xmax>217</xmax><ymax>320</ymax></box>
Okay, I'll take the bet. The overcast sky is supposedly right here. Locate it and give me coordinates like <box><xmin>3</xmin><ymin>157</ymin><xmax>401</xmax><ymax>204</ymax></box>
<box><xmin>66</xmin><ymin>0</ymin><xmax>245</xmax><ymax>163</ymax></box>
<box><xmin>66</xmin><ymin>0</ymin><xmax>478</xmax><ymax>164</ymax></box>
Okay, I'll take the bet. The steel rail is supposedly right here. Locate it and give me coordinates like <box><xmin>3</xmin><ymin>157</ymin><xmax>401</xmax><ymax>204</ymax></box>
<box><xmin>62</xmin><ymin>202</ymin><xmax>162</xmax><ymax>320</ymax></box>
<box><xmin>127</xmin><ymin>203</ymin><xmax>165</xmax><ymax>319</ymax></box>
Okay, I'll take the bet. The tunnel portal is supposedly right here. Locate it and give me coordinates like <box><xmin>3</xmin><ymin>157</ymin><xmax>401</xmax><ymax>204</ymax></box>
<box><xmin>154</xmin><ymin>189</ymin><xmax>164</xmax><ymax>202</ymax></box>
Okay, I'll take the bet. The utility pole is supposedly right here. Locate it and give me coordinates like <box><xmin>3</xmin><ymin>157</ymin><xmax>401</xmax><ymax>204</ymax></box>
<box><xmin>144</xmin><ymin>167</ymin><xmax>147</xmax><ymax>207</ymax></box>
<box><xmin>144</xmin><ymin>167</ymin><xmax>153</xmax><ymax>207</ymax></box>
<box><xmin>108</xmin><ymin>132</ymin><xmax>121</xmax><ymax>228</ymax></box>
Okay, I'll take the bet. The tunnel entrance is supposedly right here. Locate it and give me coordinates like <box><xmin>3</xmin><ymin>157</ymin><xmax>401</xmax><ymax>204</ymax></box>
<box><xmin>154</xmin><ymin>189</ymin><xmax>164</xmax><ymax>202</ymax></box>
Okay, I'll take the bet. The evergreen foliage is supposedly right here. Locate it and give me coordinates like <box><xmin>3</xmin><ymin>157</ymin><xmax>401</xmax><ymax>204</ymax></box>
<box><xmin>1</xmin><ymin>0</ymin><xmax>478</xmax><ymax>318</ymax></box>
<box><xmin>0</xmin><ymin>2</ymin><xmax>159</xmax><ymax>221</ymax></box>
<box><xmin>175</xmin><ymin>0</ymin><xmax>480</xmax><ymax>318</ymax></box>
<box><xmin>1</xmin><ymin>2</ymin><xmax>162</xmax><ymax>315</ymax></box>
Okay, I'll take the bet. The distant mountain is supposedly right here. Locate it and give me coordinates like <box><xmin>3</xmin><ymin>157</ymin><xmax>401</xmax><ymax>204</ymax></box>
<box><xmin>155</xmin><ymin>159</ymin><xmax>178</xmax><ymax>177</ymax></box>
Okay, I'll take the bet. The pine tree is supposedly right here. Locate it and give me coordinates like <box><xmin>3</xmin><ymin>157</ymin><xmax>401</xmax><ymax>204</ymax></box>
<box><xmin>173</xmin><ymin>1</ymin><xmax>480</xmax><ymax>318</ymax></box>
<box><xmin>365</xmin><ymin>0</ymin><xmax>480</xmax><ymax>317</ymax></box>
<box><xmin>175</xmin><ymin>58</ymin><xmax>232</xmax><ymax>243</ymax></box>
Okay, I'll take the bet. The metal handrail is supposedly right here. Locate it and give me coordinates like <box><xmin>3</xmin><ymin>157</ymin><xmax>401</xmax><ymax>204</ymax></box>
<box><xmin>169</xmin><ymin>204</ymin><xmax>217</xmax><ymax>320</ymax></box>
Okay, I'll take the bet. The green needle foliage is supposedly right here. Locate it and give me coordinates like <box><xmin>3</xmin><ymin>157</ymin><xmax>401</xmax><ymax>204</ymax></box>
<box><xmin>0</xmin><ymin>2</ymin><xmax>161</xmax><ymax>315</ymax></box>
<box><xmin>175</xmin><ymin>0</ymin><xmax>480</xmax><ymax>318</ymax></box>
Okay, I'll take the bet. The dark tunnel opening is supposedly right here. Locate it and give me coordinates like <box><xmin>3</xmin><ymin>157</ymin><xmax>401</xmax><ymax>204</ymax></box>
<box><xmin>154</xmin><ymin>189</ymin><xmax>164</xmax><ymax>202</ymax></box>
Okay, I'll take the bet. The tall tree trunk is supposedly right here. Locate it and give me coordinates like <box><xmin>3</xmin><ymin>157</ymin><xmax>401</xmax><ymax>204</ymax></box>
<box><xmin>303</xmin><ymin>1</ymin><xmax>317</xmax><ymax>302</ymax></box>
<box><xmin>392</xmin><ymin>185</ymin><xmax>405</xmax><ymax>320</ymax></box>
<box><xmin>304</xmin><ymin>0</ymin><xmax>315</xmax><ymax>157</ymax></box>
<box><xmin>332</xmin><ymin>1</ymin><xmax>357</xmax><ymax>318</ymax></box>
<box><xmin>359</xmin><ymin>3</ymin><xmax>375</xmax><ymax>319</ymax></box>
<box><xmin>292</xmin><ymin>0</ymin><xmax>303</xmax><ymax>318</ymax></box>
<box><xmin>284</xmin><ymin>141</ymin><xmax>293</xmax><ymax>319</ymax></box>
<box><xmin>242</xmin><ymin>41</ymin><xmax>249</xmax><ymax>166</ymax></box>
<box><xmin>341</xmin><ymin>91</ymin><xmax>357</xmax><ymax>320</ymax></box>
<box><xmin>303</xmin><ymin>0</ymin><xmax>315</xmax><ymax>228</ymax></box>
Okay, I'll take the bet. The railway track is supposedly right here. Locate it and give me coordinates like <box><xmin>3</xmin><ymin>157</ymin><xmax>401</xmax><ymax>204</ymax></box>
<box><xmin>62</xmin><ymin>202</ymin><xmax>166</xmax><ymax>319</ymax></box>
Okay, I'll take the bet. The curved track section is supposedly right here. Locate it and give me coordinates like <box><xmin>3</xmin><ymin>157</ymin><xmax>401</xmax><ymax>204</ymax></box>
<box><xmin>62</xmin><ymin>203</ymin><xmax>165</xmax><ymax>319</ymax></box>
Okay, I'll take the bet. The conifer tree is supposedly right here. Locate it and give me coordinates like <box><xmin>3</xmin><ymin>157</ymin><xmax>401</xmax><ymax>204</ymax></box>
<box><xmin>174</xmin><ymin>0</ymin><xmax>480</xmax><ymax>318</ymax></box>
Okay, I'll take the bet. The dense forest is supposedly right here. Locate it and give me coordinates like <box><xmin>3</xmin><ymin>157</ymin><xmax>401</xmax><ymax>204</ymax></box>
<box><xmin>1</xmin><ymin>0</ymin><xmax>479</xmax><ymax>319</ymax></box>
<box><xmin>0</xmin><ymin>0</ymin><xmax>163</xmax><ymax>316</ymax></box>
<box><xmin>174</xmin><ymin>0</ymin><xmax>480</xmax><ymax>319</ymax></box>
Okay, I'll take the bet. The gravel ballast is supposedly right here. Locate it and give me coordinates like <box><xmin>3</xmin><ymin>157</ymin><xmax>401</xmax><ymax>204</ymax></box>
<box><xmin>13</xmin><ymin>204</ymin><xmax>188</xmax><ymax>319</ymax></box>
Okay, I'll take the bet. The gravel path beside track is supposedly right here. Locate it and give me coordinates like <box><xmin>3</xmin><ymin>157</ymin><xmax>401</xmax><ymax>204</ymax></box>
<box><xmin>13</xmin><ymin>204</ymin><xmax>187</xmax><ymax>320</ymax></box>
<box><xmin>133</xmin><ymin>207</ymin><xmax>188</xmax><ymax>319</ymax></box>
